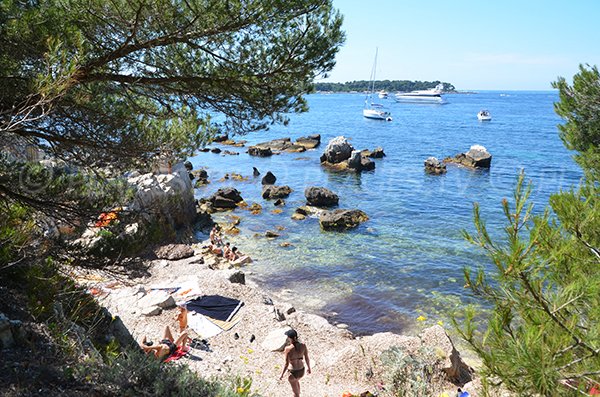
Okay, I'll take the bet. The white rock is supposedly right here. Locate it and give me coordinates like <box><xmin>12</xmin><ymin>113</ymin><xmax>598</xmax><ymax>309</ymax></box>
<box><xmin>142</xmin><ymin>306</ymin><xmax>162</xmax><ymax>316</ymax></box>
<box><xmin>261</xmin><ymin>326</ymin><xmax>293</xmax><ymax>352</ymax></box>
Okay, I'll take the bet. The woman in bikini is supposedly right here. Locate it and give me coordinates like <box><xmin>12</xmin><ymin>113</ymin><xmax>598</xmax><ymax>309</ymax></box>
<box><xmin>140</xmin><ymin>325</ymin><xmax>189</xmax><ymax>361</ymax></box>
<box><xmin>279</xmin><ymin>329</ymin><xmax>311</xmax><ymax>397</ymax></box>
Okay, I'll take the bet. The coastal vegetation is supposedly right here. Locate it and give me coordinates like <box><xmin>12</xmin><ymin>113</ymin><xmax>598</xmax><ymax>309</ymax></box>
<box><xmin>314</xmin><ymin>80</ymin><xmax>456</xmax><ymax>93</ymax></box>
<box><xmin>456</xmin><ymin>64</ymin><xmax>600</xmax><ymax>396</ymax></box>
<box><xmin>0</xmin><ymin>0</ymin><xmax>343</xmax><ymax>395</ymax></box>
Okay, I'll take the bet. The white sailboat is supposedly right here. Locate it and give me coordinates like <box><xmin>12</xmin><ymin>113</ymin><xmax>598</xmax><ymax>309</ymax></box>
<box><xmin>363</xmin><ymin>48</ymin><xmax>392</xmax><ymax>121</ymax></box>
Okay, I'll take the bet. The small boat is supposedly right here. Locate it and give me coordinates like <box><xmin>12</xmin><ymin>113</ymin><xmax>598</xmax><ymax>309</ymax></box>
<box><xmin>363</xmin><ymin>103</ymin><xmax>392</xmax><ymax>121</ymax></box>
<box><xmin>394</xmin><ymin>83</ymin><xmax>445</xmax><ymax>104</ymax></box>
<box><xmin>477</xmin><ymin>110</ymin><xmax>492</xmax><ymax>121</ymax></box>
<box><xmin>363</xmin><ymin>48</ymin><xmax>392</xmax><ymax>121</ymax></box>
<box><xmin>378</xmin><ymin>90</ymin><xmax>388</xmax><ymax>99</ymax></box>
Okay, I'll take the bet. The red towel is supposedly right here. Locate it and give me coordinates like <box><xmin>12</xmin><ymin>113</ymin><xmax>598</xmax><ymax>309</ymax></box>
<box><xmin>164</xmin><ymin>345</ymin><xmax>190</xmax><ymax>363</ymax></box>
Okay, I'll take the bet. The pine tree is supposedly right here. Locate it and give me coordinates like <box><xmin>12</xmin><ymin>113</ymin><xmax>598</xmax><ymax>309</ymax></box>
<box><xmin>456</xmin><ymin>65</ymin><xmax>600</xmax><ymax>396</ymax></box>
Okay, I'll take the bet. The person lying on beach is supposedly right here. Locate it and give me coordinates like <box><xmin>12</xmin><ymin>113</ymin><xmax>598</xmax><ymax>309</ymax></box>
<box><xmin>208</xmin><ymin>243</ymin><xmax>223</xmax><ymax>256</ymax></box>
<box><xmin>140</xmin><ymin>326</ymin><xmax>189</xmax><ymax>361</ymax></box>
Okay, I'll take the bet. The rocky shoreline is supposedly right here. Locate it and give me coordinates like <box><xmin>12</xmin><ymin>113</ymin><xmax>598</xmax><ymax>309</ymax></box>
<box><xmin>76</xmin><ymin>240</ymin><xmax>481</xmax><ymax>397</ymax></box>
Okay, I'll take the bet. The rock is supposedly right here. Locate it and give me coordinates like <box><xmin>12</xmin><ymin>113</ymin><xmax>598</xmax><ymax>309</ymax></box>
<box><xmin>424</xmin><ymin>157</ymin><xmax>447</xmax><ymax>175</ymax></box>
<box><xmin>285</xmin><ymin>144</ymin><xmax>306</xmax><ymax>153</ymax></box>
<box><xmin>142</xmin><ymin>306</ymin><xmax>162</xmax><ymax>316</ymax></box>
<box><xmin>210</xmin><ymin>147</ymin><xmax>221</xmax><ymax>154</ymax></box>
<box><xmin>265</xmin><ymin>231</ymin><xmax>280</xmax><ymax>238</ymax></box>
<box><xmin>222</xmin><ymin>150</ymin><xmax>239</xmax><ymax>156</ymax></box>
<box><xmin>253</xmin><ymin>167</ymin><xmax>260</xmax><ymax>176</ymax></box>
<box><xmin>0</xmin><ymin>313</ymin><xmax>15</xmax><ymax>348</ymax></box>
<box><xmin>305</xmin><ymin>186</ymin><xmax>339</xmax><ymax>207</ymax></box>
<box><xmin>291</xmin><ymin>213</ymin><xmax>306</xmax><ymax>220</ymax></box>
<box><xmin>367</xmin><ymin>147</ymin><xmax>386</xmax><ymax>158</ymax></box>
<box><xmin>261</xmin><ymin>171</ymin><xmax>277</xmax><ymax>185</ymax></box>
<box><xmin>248</xmin><ymin>146</ymin><xmax>273</xmax><ymax>157</ymax></box>
<box><xmin>295</xmin><ymin>207</ymin><xmax>309</xmax><ymax>216</ymax></box>
<box><xmin>199</xmin><ymin>147</ymin><xmax>210</xmax><ymax>152</ymax></box>
<box><xmin>348</xmin><ymin>150</ymin><xmax>362</xmax><ymax>169</ymax></box>
<box><xmin>360</xmin><ymin>157</ymin><xmax>375</xmax><ymax>171</ymax></box>
<box><xmin>262</xmin><ymin>326</ymin><xmax>293</xmax><ymax>351</ymax></box>
<box><xmin>184</xmin><ymin>160</ymin><xmax>193</xmax><ymax>171</ymax></box>
<box><xmin>444</xmin><ymin>144</ymin><xmax>492</xmax><ymax>168</ymax></box>
<box><xmin>319</xmin><ymin>209</ymin><xmax>369</xmax><ymax>231</ymax></box>
<box><xmin>225</xmin><ymin>270</ymin><xmax>246</xmax><ymax>285</ymax></box>
<box><xmin>419</xmin><ymin>325</ymin><xmax>473</xmax><ymax>384</ymax></box>
<box><xmin>295</xmin><ymin>134</ymin><xmax>321</xmax><ymax>149</ymax></box>
<box><xmin>320</xmin><ymin>136</ymin><xmax>354</xmax><ymax>164</ymax></box>
<box><xmin>207</xmin><ymin>188</ymin><xmax>243</xmax><ymax>210</ymax></box>
<box><xmin>274</xmin><ymin>198</ymin><xmax>285</xmax><ymax>206</ymax></box>
<box><xmin>254</xmin><ymin>138</ymin><xmax>292</xmax><ymax>152</ymax></box>
<box><xmin>155</xmin><ymin>244</ymin><xmax>194</xmax><ymax>260</ymax></box>
<box><xmin>262</xmin><ymin>185</ymin><xmax>292</xmax><ymax>199</ymax></box>
<box><xmin>212</xmin><ymin>134</ymin><xmax>228</xmax><ymax>142</ymax></box>
<box><xmin>138</xmin><ymin>291</ymin><xmax>176</xmax><ymax>309</ymax></box>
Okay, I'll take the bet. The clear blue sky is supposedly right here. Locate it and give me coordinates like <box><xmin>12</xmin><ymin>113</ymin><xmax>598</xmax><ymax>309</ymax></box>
<box><xmin>321</xmin><ymin>0</ymin><xmax>600</xmax><ymax>90</ymax></box>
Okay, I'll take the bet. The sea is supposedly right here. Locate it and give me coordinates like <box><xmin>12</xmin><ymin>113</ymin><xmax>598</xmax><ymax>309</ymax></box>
<box><xmin>190</xmin><ymin>91</ymin><xmax>583</xmax><ymax>336</ymax></box>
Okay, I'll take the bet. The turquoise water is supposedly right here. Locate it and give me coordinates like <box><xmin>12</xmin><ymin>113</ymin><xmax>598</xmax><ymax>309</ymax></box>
<box><xmin>190</xmin><ymin>91</ymin><xmax>582</xmax><ymax>335</ymax></box>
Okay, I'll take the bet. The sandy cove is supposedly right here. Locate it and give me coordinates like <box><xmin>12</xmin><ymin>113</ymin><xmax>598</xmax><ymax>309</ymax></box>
<box><xmin>82</xmin><ymin>242</ymin><xmax>480</xmax><ymax>397</ymax></box>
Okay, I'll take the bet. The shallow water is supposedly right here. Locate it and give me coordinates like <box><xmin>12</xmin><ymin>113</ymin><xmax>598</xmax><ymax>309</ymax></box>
<box><xmin>191</xmin><ymin>91</ymin><xmax>582</xmax><ymax>335</ymax></box>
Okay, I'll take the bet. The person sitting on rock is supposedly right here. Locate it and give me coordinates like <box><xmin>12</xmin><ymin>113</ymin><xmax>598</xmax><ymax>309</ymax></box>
<box><xmin>223</xmin><ymin>242</ymin><xmax>232</xmax><ymax>258</ymax></box>
<box><xmin>140</xmin><ymin>326</ymin><xmax>189</xmax><ymax>362</ymax></box>
<box><xmin>227</xmin><ymin>246</ymin><xmax>240</xmax><ymax>261</ymax></box>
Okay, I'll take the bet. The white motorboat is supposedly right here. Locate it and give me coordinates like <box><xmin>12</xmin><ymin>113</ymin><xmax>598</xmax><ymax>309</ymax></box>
<box><xmin>477</xmin><ymin>110</ymin><xmax>492</xmax><ymax>121</ymax></box>
<box><xmin>394</xmin><ymin>83</ymin><xmax>445</xmax><ymax>103</ymax></box>
<box><xmin>378</xmin><ymin>90</ymin><xmax>388</xmax><ymax>99</ymax></box>
<box><xmin>364</xmin><ymin>49</ymin><xmax>392</xmax><ymax>121</ymax></box>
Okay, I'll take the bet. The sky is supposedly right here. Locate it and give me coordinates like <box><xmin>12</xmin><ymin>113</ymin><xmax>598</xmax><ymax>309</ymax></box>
<box><xmin>321</xmin><ymin>0</ymin><xmax>600</xmax><ymax>90</ymax></box>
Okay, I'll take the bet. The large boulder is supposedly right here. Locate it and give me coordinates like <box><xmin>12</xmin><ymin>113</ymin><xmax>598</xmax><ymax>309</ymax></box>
<box><xmin>262</xmin><ymin>326</ymin><xmax>293</xmax><ymax>352</ymax></box>
<box><xmin>262</xmin><ymin>185</ymin><xmax>293</xmax><ymax>199</ymax></box>
<box><xmin>319</xmin><ymin>209</ymin><xmax>369</xmax><ymax>231</ymax></box>
<box><xmin>320</xmin><ymin>136</ymin><xmax>354</xmax><ymax>164</ymax></box>
<box><xmin>419</xmin><ymin>325</ymin><xmax>473</xmax><ymax>384</ymax></box>
<box><xmin>424</xmin><ymin>157</ymin><xmax>447</xmax><ymax>175</ymax></box>
<box><xmin>305</xmin><ymin>187</ymin><xmax>339</xmax><ymax>207</ymax></box>
<box><xmin>155</xmin><ymin>244</ymin><xmax>194</xmax><ymax>260</ymax></box>
<box><xmin>444</xmin><ymin>144</ymin><xmax>492</xmax><ymax>168</ymax></box>
<box><xmin>207</xmin><ymin>187</ymin><xmax>243</xmax><ymax>209</ymax></box>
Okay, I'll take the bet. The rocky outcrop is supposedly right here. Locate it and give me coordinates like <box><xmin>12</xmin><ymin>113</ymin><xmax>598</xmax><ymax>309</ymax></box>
<box><xmin>205</xmin><ymin>187</ymin><xmax>244</xmax><ymax>210</ymax></box>
<box><xmin>295</xmin><ymin>134</ymin><xmax>321</xmax><ymax>149</ymax></box>
<box><xmin>444</xmin><ymin>145</ymin><xmax>492</xmax><ymax>168</ymax></box>
<box><xmin>261</xmin><ymin>171</ymin><xmax>277</xmax><ymax>185</ymax></box>
<box><xmin>191</xmin><ymin>169</ymin><xmax>209</xmax><ymax>186</ymax></box>
<box><xmin>424</xmin><ymin>157</ymin><xmax>447</xmax><ymax>175</ymax></box>
<box><xmin>320</xmin><ymin>137</ymin><xmax>377</xmax><ymax>173</ymax></box>
<box><xmin>155</xmin><ymin>244</ymin><xmax>195</xmax><ymax>260</ymax></box>
<box><xmin>362</xmin><ymin>147</ymin><xmax>386</xmax><ymax>158</ymax></box>
<box><xmin>262</xmin><ymin>185</ymin><xmax>292</xmax><ymax>199</ymax></box>
<box><xmin>305</xmin><ymin>187</ymin><xmax>339</xmax><ymax>207</ymax></box>
<box><xmin>319</xmin><ymin>209</ymin><xmax>368</xmax><ymax>231</ymax></box>
<box><xmin>320</xmin><ymin>136</ymin><xmax>354</xmax><ymax>164</ymax></box>
<box><xmin>248</xmin><ymin>146</ymin><xmax>273</xmax><ymax>157</ymax></box>
<box><xmin>419</xmin><ymin>325</ymin><xmax>473</xmax><ymax>384</ymax></box>
<box><xmin>348</xmin><ymin>150</ymin><xmax>375</xmax><ymax>172</ymax></box>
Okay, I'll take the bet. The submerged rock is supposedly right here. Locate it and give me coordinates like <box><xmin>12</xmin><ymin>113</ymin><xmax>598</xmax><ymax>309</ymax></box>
<box><xmin>248</xmin><ymin>146</ymin><xmax>273</xmax><ymax>157</ymax></box>
<box><xmin>319</xmin><ymin>209</ymin><xmax>368</xmax><ymax>231</ymax></box>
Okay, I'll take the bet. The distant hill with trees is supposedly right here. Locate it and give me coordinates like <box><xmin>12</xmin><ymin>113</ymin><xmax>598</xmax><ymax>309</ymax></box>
<box><xmin>315</xmin><ymin>80</ymin><xmax>456</xmax><ymax>92</ymax></box>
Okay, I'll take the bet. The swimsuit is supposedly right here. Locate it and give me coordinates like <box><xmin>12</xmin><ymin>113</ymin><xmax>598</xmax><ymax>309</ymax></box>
<box><xmin>289</xmin><ymin>367</ymin><xmax>305</xmax><ymax>379</ymax></box>
<box><xmin>160</xmin><ymin>339</ymin><xmax>177</xmax><ymax>357</ymax></box>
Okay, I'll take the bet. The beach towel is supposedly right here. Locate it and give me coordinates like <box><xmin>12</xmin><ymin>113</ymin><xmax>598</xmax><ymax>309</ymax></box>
<box><xmin>163</xmin><ymin>345</ymin><xmax>190</xmax><ymax>363</ymax></box>
<box><xmin>186</xmin><ymin>311</ymin><xmax>224</xmax><ymax>338</ymax></box>
<box><xmin>186</xmin><ymin>295</ymin><xmax>244</xmax><ymax>322</ymax></box>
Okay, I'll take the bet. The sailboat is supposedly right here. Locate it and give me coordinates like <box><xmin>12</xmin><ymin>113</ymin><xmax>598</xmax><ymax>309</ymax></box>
<box><xmin>363</xmin><ymin>48</ymin><xmax>392</xmax><ymax>121</ymax></box>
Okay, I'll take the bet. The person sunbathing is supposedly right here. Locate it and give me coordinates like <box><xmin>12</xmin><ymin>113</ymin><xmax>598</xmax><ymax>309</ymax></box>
<box><xmin>209</xmin><ymin>225</ymin><xmax>223</xmax><ymax>246</ymax></box>
<box><xmin>140</xmin><ymin>326</ymin><xmax>189</xmax><ymax>361</ymax></box>
<box><xmin>226</xmin><ymin>246</ymin><xmax>240</xmax><ymax>261</ymax></box>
